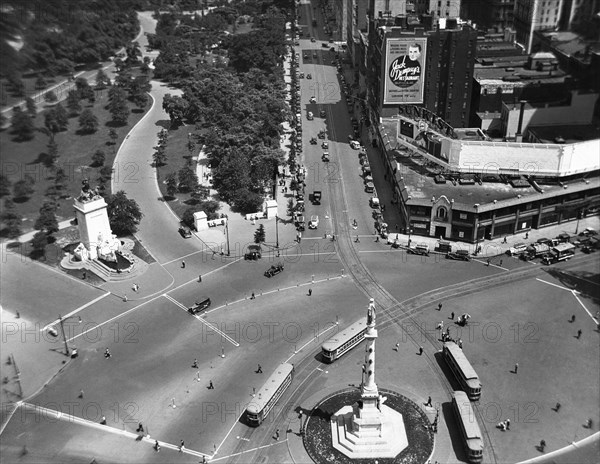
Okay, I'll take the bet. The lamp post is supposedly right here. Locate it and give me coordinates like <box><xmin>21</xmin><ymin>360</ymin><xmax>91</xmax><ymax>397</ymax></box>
<box><xmin>57</xmin><ymin>314</ymin><xmax>81</xmax><ymax>357</ymax></box>
<box><xmin>275</xmin><ymin>214</ymin><xmax>280</xmax><ymax>250</ymax></box>
<box><xmin>225</xmin><ymin>220</ymin><xmax>230</xmax><ymax>256</ymax></box>
<box><xmin>407</xmin><ymin>227</ymin><xmax>413</xmax><ymax>247</ymax></box>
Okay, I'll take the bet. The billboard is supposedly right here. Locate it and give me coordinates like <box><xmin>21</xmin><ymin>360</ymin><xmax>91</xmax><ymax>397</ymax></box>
<box><xmin>383</xmin><ymin>37</ymin><xmax>427</xmax><ymax>105</ymax></box>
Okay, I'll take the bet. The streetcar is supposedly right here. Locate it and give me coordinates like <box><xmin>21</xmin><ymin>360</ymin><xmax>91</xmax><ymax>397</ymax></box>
<box><xmin>452</xmin><ymin>391</ymin><xmax>484</xmax><ymax>463</ymax></box>
<box><xmin>245</xmin><ymin>363</ymin><xmax>294</xmax><ymax>426</ymax></box>
<box><xmin>443</xmin><ymin>342</ymin><xmax>481</xmax><ymax>401</ymax></box>
<box><xmin>321</xmin><ymin>318</ymin><xmax>368</xmax><ymax>363</ymax></box>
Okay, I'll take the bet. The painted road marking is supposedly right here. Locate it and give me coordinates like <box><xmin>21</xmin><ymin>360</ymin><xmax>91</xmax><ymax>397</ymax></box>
<box><xmin>42</xmin><ymin>293</ymin><xmax>110</xmax><ymax>331</ymax></box>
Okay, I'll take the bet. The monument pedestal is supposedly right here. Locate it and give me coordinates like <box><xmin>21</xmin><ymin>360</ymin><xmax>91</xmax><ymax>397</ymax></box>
<box><xmin>74</xmin><ymin>197</ymin><xmax>115</xmax><ymax>260</ymax></box>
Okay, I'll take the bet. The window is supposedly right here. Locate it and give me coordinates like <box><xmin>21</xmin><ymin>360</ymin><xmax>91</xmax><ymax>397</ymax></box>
<box><xmin>437</xmin><ymin>206</ymin><xmax>448</xmax><ymax>219</ymax></box>
<box><xmin>460</xmin><ymin>213</ymin><xmax>468</xmax><ymax>219</ymax></box>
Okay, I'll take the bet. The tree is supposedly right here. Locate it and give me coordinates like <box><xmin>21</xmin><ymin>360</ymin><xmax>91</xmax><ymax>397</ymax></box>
<box><xmin>66</xmin><ymin>89</ymin><xmax>81</xmax><ymax>116</ymax></box>
<box><xmin>162</xmin><ymin>94</ymin><xmax>188</xmax><ymax>127</ymax></box>
<box><xmin>165</xmin><ymin>172</ymin><xmax>178</xmax><ymax>197</ymax></box>
<box><xmin>44</xmin><ymin>90</ymin><xmax>58</xmax><ymax>103</ymax></box>
<box><xmin>26</xmin><ymin>97</ymin><xmax>37</xmax><ymax>117</ymax></box>
<box><xmin>254</xmin><ymin>224</ymin><xmax>265</xmax><ymax>244</ymax></box>
<box><xmin>30</xmin><ymin>231</ymin><xmax>48</xmax><ymax>258</ymax></box>
<box><xmin>47</xmin><ymin>138</ymin><xmax>59</xmax><ymax>166</ymax></box>
<box><xmin>54</xmin><ymin>103</ymin><xmax>69</xmax><ymax>130</ymax></box>
<box><xmin>0</xmin><ymin>175</ymin><xmax>12</xmax><ymax>197</ymax></box>
<box><xmin>182</xmin><ymin>207</ymin><xmax>196</xmax><ymax>229</ymax></box>
<box><xmin>34</xmin><ymin>201</ymin><xmax>59</xmax><ymax>235</ymax></box>
<box><xmin>177</xmin><ymin>166</ymin><xmax>198</xmax><ymax>192</ymax></box>
<box><xmin>53</xmin><ymin>168</ymin><xmax>68</xmax><ymax>198</ymax></box>
<box><xmin>13</xmin><ymin>178</ymin><xmax>35</xmax><ymax>200</ymax></box>
<box><xmin>0</xmin><ymin>198</ymin><xmax>22</xmax><ymax>238</ymax></box>
<box><xmin>44</xmin><ymin>109</ymin><xmax>60</xmax><ymax>135</ymax></box>
<box><xmin>153</xmin><ymin>145</ymin><xmax>167</xmax><ymax>167</ymax></box>
<box><xmin>11</xmin><ymin>108</ymin><xmax>35</xmax><ymax>141</ymax></box>
<box><xmin>106</xmin><ymin>191</ymin><xmax>143</xmax><ymax>235</ymax></box>
<box><xmin>108</xmin><ymin>86</ymin><xmax>129</xmax><ymax>125</ymax></box>
<box><xmin>95</xmin><ymin>69</ymin><xmax>111</xmax><ymax>89</ymax></box>
<box><xmin>35</xmin><ymin>75</ymin><xmax>47</xmax><ymax>90</ymax></box>
<box><xmin>78</xmin><ymin>108</ymin><xmax>99</xmax><ymax>133</ymax></box>
<box><xmin>108</xmin><ymin>128</ymin><xmax>119</xmax><ymax>145</ymax></box>
<box><xmin>91</xmin><ymin>149</ymin><xmax>106</xmax><ymax>167</ymax></box>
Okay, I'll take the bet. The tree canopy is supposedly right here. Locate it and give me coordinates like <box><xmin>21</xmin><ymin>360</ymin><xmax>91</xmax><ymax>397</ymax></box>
<box><xmin>106</xmin><ymin>191</ymin><xmax>143</xmax><ymax>236</ymax></box>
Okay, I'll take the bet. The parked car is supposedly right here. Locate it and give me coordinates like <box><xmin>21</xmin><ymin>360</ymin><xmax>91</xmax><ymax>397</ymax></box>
<box><xmin>244</xmin><ymin>244</ymin><xmax>262</xmax><ymax>260</ymax></box>
<box><xmin>579</xmin><ymin>227</ymin><xmax>597</xmax><ymax>237</ymax></box>
<box><xmin>365</xmin><ymin>182</ymin><xmax>374</xmax><ymax>193</ymax></box>
<box><xmin>310</xmin><ymin>37</ymin><xmax>316</xmax><ymax>42</ymax></box>
<box><xmin>322</xmin><ymin>152</ymin><xmax>330</xmax><ymax>162</ymax></box>
<box><xmin>407</xmin><ymin>243</ymin><xmax>430</xmax><ymax>256</ymax></box>
<box><xmin>188</xmin><ymin>297</ymin><xmax>211</xmax><ymax>314</ymax></box>
<box><xmin>446</xmin><ymin>250</ymin><xmax>471</xmax><ymax>261</ymax></box>
<box><xmin>320</xmin><ymin>109</ymin><xmax>326</xmax><ymax>117</ymax></box>
<box><xmin>299</xmin><ymin>72</ymin><xmax>304</xmax><ymax>78</ymax></box>
<box><xmin>307</xmin><ymin>73</ymin><xmax>312</xmax><ymax>79</ymax></box>
<box><xmin>309</xmin><ymin>215</ymin><xmax>319</xmax><ymax>229</ymax></box>
<box><xmin>322</xmin><ymin>141</ymin><xmax>328</xmax><ymax>149</ymax></box>
<box><xmin>307</xmin><ymin>111</ymin><xmax>313</xmax><ymax>120</ymax></box>
<box><xmin>506</xmin><ymin>243</ymin><xmax>528</xmax><ymax>256</ymax></box>
<box><xmin>310</xmin><ymin>96</ymin><xmax>317</xmax><ymax>103</ymax></box>
<box><xmin>179</xmin><ymin>226</ymin><xmax>192</xmax><ymax>238</ymax></box>
<box><xmin>264</xmin><ymin>262</ymin><xmax>284</xmax><ymax>277</ymax></box>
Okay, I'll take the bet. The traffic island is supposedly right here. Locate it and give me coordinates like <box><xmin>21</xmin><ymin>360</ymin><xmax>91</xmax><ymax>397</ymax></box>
<box><xmin>303</xmin><ymin>387</ymin><xmax>434</xmax><ymax>464</ymax></box>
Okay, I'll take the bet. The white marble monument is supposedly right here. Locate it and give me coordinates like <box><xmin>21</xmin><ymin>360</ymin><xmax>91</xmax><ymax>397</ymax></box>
<box><xmin>331</xmin><ymin>298</ymin><xmax>408</xmax><ymax>459</ymax></box>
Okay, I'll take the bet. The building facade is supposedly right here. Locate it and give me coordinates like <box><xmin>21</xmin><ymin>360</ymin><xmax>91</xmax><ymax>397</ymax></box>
<box><xmin>460</xmin><ymin>0</ymin><xmax>516</xmax><ymax>32</ymax></box>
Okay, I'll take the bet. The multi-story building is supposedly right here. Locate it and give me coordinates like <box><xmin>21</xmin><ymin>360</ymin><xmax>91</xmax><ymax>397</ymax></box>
<box><xmin>514</xmin><ymin>0</ymin><xmax>565</xmax><ymax>53</ymax></box>
<box><xmin>460</xmin><ymin>0</ymin><xmax>516</xmax><ymax>32</ymax></box>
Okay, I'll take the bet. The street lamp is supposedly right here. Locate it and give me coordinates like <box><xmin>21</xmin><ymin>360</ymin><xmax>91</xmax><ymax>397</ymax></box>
<box><xmin>407</xmin><ymin>227</ymin><xmax>413</xmax><ymax>247</ymax></box>
<box><xmin>225</xmin><ymin>220</ymin><xmax>231</xmax><ymax>256</ymax></box>
<box><xmin>275</xmin><ymin>214</ymin><xmax>280</xmax><ymax>250</ymax></box>
<box><xmin>56</xmin><ymin>314</ymin><xmax>81</xmax><ymax>357</ymax></box>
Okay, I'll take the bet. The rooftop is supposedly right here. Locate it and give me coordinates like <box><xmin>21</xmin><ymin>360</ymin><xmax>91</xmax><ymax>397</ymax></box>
<box><xmin>527</xmin><ymin>124</ymin><xmax>600</xmax><ymax>144</ymax></box>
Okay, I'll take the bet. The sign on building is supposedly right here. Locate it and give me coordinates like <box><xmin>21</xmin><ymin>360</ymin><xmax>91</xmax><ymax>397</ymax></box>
<box><xmin>383</xmin><ymin>37</ymin><xmax>427</xmax><ymax>105</ymax></box>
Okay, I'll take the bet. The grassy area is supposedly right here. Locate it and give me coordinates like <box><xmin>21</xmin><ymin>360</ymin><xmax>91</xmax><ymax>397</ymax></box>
<box><xmin>0</xmin><ymin>73</ymin><xmax>70</xmax><ymax>110</ymax></box>
<box><xmin>0</xmin><ymin>85</ymin><xmax>149</xmax><ymax>233</ymax></box>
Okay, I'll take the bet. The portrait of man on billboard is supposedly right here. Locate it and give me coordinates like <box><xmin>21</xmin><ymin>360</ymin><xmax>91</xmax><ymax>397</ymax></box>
<box><xmin>388</xmin><ymin>43</ymin><xmax>422</xmax><ymax>88</ymax></box>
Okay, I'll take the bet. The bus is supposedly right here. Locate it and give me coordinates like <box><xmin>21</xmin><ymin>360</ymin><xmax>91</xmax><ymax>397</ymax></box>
<box><xmin>452</xmin><ymin>391</ymin><xmax>484</xmax><ymax>463</ymax></box>
<box><xmin>321</xmin><ymin>318</ymin><xmax>368</xmax><ymax>363</ymax></box>
<box><xmin>245</xmin><ymin>363</ymin><xmax>294</xmax><ymax>426</ymax></box>
<box><xmin>443</xmin><ymin>342</ymin><xmax>481</xmax><ymax>401</ymax></box>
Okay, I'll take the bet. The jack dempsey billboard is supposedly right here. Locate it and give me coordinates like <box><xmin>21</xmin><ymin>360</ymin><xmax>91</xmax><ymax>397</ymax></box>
<box><xmin>383</xmin><ymin>37</ymin><xmax>427</xmax><ymax>105</ymax></box>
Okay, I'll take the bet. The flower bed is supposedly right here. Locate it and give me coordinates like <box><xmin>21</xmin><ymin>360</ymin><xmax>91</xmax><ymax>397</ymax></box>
<box><xmin>303</xmin><ymin>388</ymin><xmax>434</xmax><ymax>464</ymax></box>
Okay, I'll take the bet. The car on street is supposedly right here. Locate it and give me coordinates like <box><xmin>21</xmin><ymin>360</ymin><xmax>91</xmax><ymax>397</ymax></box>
<box><xmin>179</xmin><ymin>226</ymin><xmax>192</xmax><ymax>238</ymax></box>
<box><xmin>506</xmin><ymin>243</ymin><xmax>528</xmax><ymax>256</ymax></box>
<box><xmin>364</xmin><ymin>174</ymin><xmax>373</xmax><ymax>183</ymax></box>
<box><xmin>407</xmin><ymin>243</ymin><xmax>430</xmax><ymax>256</ymax></box>
<box><xmin>303</xmin><ymin>53</ymin><xmax>308</xmax><ymax>59</ymax></box>
<box><xmin>446</xmin><ymin>250</ymin><xmax>471</xmax><ymax>261</ymax></box>
<box><xmin>189</xmin><ymin>297</ymin><xmax>211</xmax><ymax>314</ymax></box>
<box><xmin>321</xmin><ymin>42</ymin><xmax>329</xmax><ymax>48</ymax></box>
<box><xmin>579</xmin><ymin>227</ymin><xmax>597</xmax><ymax>237</ymax></box>
<box><xmin>309</xmin><ymin>215</ymin><xmax>319</xmax><ymax>229</ymax></box>
<box><xmin>244</xmin><ymin>244</ymin><xmax>262</xmax><ymax>260</ymax></box>
<box><xmin>320</xmin><ymin>110</ymin><xmax>326</xmax><ymax>117</ymax></box>
<box><xmin>322</xmin><ymin>152</ymin><xmax>330</xmax><ymax>162</ymax></box>
<box><xmin>310</xmin><ymin>37</ymin><xmax>316</xmax><ymax>42</ymax></box>
<box><xmin>307</xmin><ymin>111</ymin><xmax>313</xmax><ymax>120</ymax></box>
<box><xmin>310</xmin><ymin>96</ymin><xmax>317</xmax><ymax>103</ymax></box>
<box><xmin>264</xmin><ymin>262</ymin><xmax>284</xmax><ymax>277</ymax></box>
<box><xmin>299</xmin><ymin>72</ymin><xmax>304</xmax><ymax>78</ymax></box>
<box><xmin>581</xmin><ymin>244</ymin><xmax>596</xmax><ymax>253</ymax></box>
<box><xmin>322</xmin><ymin>141</ymin><xmax>329</xmax><ymax>149</ymax></box>
<box><xmin>307</xmin><ymin>73</ymin><xmax>312</xmax><ymax>79</ymax></box>
<box><xmin>365</xmin><ymin>182</ymin><xmax>374</xmax><ymax>193</ymax></box>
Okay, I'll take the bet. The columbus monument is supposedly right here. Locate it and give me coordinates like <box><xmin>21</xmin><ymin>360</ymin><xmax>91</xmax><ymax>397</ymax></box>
<box><xmin>330</xmin><ymin>298</ymin><xmax>408</xmax><ymax>458</ymax></box>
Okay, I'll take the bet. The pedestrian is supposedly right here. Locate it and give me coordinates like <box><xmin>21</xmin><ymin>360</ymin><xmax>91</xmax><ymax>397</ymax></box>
<box><xmin>123</xmin><ymin>295</ymin><xmax>128</xmax><ymax>302</ymax></box>
<box><xmin>525</xmin><ymin>232</ymin><xmax>529</xmax><ymax>239</ymax></box>
<box><xmin>539</xmin><ymin>439</ymin><xmax>546</xmax><ymax>452</ymax></box>
<box><xmin>257</xmin><ymin>364</ymin><xmax>262</xmax><ymax>373</ymax></box>
<box><xmin>179</xmin><ymin>440</ymin><xmax>185</xmax><ymax>452</ymax></box>
<box><xmin>192</xmin><ymin>358</ymin><xmax>198</xmax><ymax>368</ymax></box>
<box><xmin>585</xmin><ymin>418</ymin><xmax>593</xmax><ymax>428</ymax></box>
<box><xmin>308</xmin><ymin>288</ymin><xmax>312</xmax><ymax>296</ymax></box>
<box><xmin>425</xmin><ymin>396</ymin><xmax>432</xmax><ymax>407</ymax></box>
<box><xmin>486</xmin><ymin>258</ymin><xmax>491</xmax><ymax>266</ymax></box>
<box><xmin>576</xmin><ymin>329</ymin><xmax>582</xmax><ymax>339</ymax></box>
<box><xmin>275</xmin><ymin>429</ymin><xmax>280</xmax><ymax>440</ymax></box>
<box><xmin>419</xmin><ymin>346</ymin><xmax>423</xmax><ymax>356</ymax></box>
<box><xmin>104</xmin><ymin>348</ymin><xmax>111</xmax><ymax>358</ymax></box>
<box><xmin>514</xmin><ymin>362</ymin><xmax>519</xmax><ymax>374</ymax></box>
<box><xmin>505</xmin><ymin>419</ymin><xmax>510</xmax><ymax>430</ymax></box>
<box><xmin>137</xmin><ymin>422</ymin><xmax>144</xmax><ymax>433</ymax></box>
<box><xmin>438</xmin><ymin>303</ymin><xmax>443</xmax><ymax>311</ymax></box>
<box><xmin>154</xmin><ymin>440</ymin><xmax>160</xmax><ymax>452</ymax></box>
<box><xmin>458</xmin><ymin>338</ymin><xmax>463</xmax><ymax>349</ymax></box>
<box><xmin>208</xmin><ymin>380</ymin><xmax>214</xmax><ymax>389</ymax></box>
<box><xmin>500</xmin><ymin>259</ymin><xmax>503</xmax><ymax>266</ymax></box>
<box><xmin>394</xmin><ymin>342</ymin><xmax>399</xmax><ymax>351</ymax></box>
<box><xmin>15</xmin><ymin>311</ymin><xmax>20</xmax><ymax>318</ymax></box>
<box><xmin>555</xmin><ymin>402</ymin><xmax>561</xmax><ymax>412</ymax></box>
<box><xmin>181</xmin><ymin>261</ymin><xmax>186</xmax><ymax>269</ymax></box>
<box><xmin>251</xmin><ymin>292</ymin><xmax>255</xmax><ymax>300</ymax></box>
<box><xmin>355</xmin><ymin>235</ymin><xmax>360</xmax><ymax>243</ymax></box>
<box><xmin>100</xmin><ymin>416</ymin><xmax>107</xmax><ymax>425</ymax></box>
<box><xmin>198</xmin><ymin>275</ymin><xmax>202</xmax><ymax>283</ymax></box>
<box><xmin>503</xmin><ymin>236</ymin><xmax>507</xmax><ymax>244</ymax></box>
<box><xmin>375</xmin><ymin>235</ymin><xmax>380</xmax><ymax>242</ymax></box>
<box><xmin>437</xmin><ymin>321</ymin><xmax>444</xmax><ymax>331</ymax></box>
<box><xmin>78</xmin><ymin>389</ymin><xmax>84</xmax><ymax>398</ymax></box>
<box><xmin>82</xmin><ymin>271</ymin><xmax>87</xmax><ymax>280</ymax></box>
<box><xmin>570</xmin><ymin>314</ymin><xmax>576</xmax><ymax>323</ymax></box>
<box><xmin>450</xmin><ymin>311</ymin><xmax>454</xmax><ymax>320</ymax></box>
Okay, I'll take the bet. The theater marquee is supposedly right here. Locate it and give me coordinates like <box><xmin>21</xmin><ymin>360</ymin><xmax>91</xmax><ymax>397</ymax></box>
<box><xmin>383</xmin><ymin>37</ymin><xmax>427</xmax><ymax>105</ymax></box>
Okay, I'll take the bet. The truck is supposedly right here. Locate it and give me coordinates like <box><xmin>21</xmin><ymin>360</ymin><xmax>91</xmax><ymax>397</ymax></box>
<box><xmin>312</xmin><ymin>191</ymin><xmax>322</xmax><ymax>205</ymax></box>
<box><xmin>541</xmin><ymin>243</ymin><xmax>576</xmax><ymax>265</ymax></box>
<box><xmin>521</xmin><ymin>243</ymin><xmax>551</xmax><ymax>261</ymax></box>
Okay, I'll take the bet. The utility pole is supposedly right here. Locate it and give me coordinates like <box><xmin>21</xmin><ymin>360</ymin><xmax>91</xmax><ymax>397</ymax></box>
<box><xmin>58</xmin><ymin>315</ymin><xmax>70</xmax><ymax>356</ymax></box>
<box><xmin>225</xmin><ymin>220</ymin><xmax>231</xmax><ymax>256</ymax></box>
<box><xmin>275</xmin><ymin>214</ymin><xmax>280</xmax><ymax>250</ymax></box>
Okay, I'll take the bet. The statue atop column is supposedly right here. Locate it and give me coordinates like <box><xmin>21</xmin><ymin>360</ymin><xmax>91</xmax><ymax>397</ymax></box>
<box><xmin>77</xmin><ymin>178</ymin><xmax>102</xmax><ymax>203</ymax></box>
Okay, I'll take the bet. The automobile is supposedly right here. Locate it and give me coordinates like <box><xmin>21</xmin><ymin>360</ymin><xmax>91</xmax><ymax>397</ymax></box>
<box><xmin>350</xmin><ymin>140</ymin><xmax>361</xmax><ymax>149</ymax></box>
<box><xmin>179</xmin><ymin>226</ymin><xmax>192</xmax><ymax>238</ymax></box>
<box><xmin>294</xmin><ymin>41</ymin><xmax>300</xmax><ymax>46</ymax></box>
<box><xmin>313</xmin><ymin>52</ymin><xmax>317</xmax><ymax>58</ymax></box>
<box><xmin>244</xmin><ymin>244</ymin><xmax>262</xmax><ymax>260</ymax></box>
<box><xmin>391</xmin><ymin>239</ymin><xmax>400</xmax><ymax>249</ymax></box>
<box><xmin>579</xmin><ymin>227</ymin><xmax>598</xmax><ymax>237</ymax></box>
<box><xmin>310</xmin><ymin>37</ymin><xmax>316</xmax><ymax>42</ymax></box>
<box><xmin>320</xmin><ymin>110</ymin><xmax>326</xmax><ymax>117</ymax></box>
<box><xmin>295</xmin><ymin>216</ymin><xmax>306</xmax><ymax>231</ymax></box>
<box><xmin>310</xmin><ymin>96</ymin><xmax>317</xmax><ymax>103</ymax></box>
<box><xmin>308</xmin><ymin>215</ymin><xmax>319</xmax><ymax>229</ymax></box>
<box><xmin>364</xmin><ymin>174</ymin><xmax>373</xmax><ymax>183</ymax></box>
<box><xmin>299</xmin><ymin>72</ymin><xmax>304</xmax><ymax>78</ymax></box>
<box><xmin>581</xmin><ymin>245</ymin><xmax>595</xmax><ymax>253</ymax></box>
<box><xmin>369</xmin><ymin>197</ymin><xmax>380</xmax><ymax>208</ymax></box>
<box><xmin>318</xmin><ymin>130</ymin><xmax>326</xmax><ymax>139</ymax></box>
<box><xmin>307</xmin><ymin>111</ymin><xmax>313</xmax><ymax>120</ymax></box>
<box><xmin>296</xmin><ymin>192</ymin><xmax>305</xmax><ymax>201</ymax></box>
<box><xmin>303</xmin><ymin>53</ymin><xmax>308</xmax><ymax>59</ymax></box>
<box><xmin>407</xmin><ymin>243</ymin><xmax>430</xmax><ymax>256</ymax></box>
<box><xmin>307</xmin><ymin>73</ymin><xmax>312</xmax><ymax>79</ymax></box>
<box><xmin>310</xmin><ymin>137</ymin><xmax>317</xmax><ymax>144</ymax></box>
<box><xmin>446</xmin><ymin>250</ymin><xmax>471</xmax><ymax>261</ymax></box>
<box><xmin>365</xmin><ymin>181</ymin><xmax>374</xmax><ymax>193</ymax></box>
<box><xmin>555</xmin><ymin>233</ymin><xmax>571</xmax><ymax>243</ymax></box>
<box><xmin>264</xmin><ymin>262</ymin><xmax>285</xmax><ymax>278</ymax></box>
<box><xmin>506</xmin><ymin>243</ymin><xmax>527</xmax><ymax>256</ymax></box>
<box><xmin>322</xmin><ymin>152</ymin><xmax>330</xmax><ymax>162</ymax></box>
<box><xmin>188</xmin><ymin>297</ymin><xmax>211</xmax><ymax>314</ymax></box>
<box><xmin>321</xmin><ymin>42</ymin><xmax>329</xmax><ymax>48</ymax></box>
<box><xmin>321</xmin><ymin>141</ymin><xmax>328</xmax><ymax>149</ymax></box>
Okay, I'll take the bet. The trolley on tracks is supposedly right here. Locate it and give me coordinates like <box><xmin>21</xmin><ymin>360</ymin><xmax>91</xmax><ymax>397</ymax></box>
<box><xmin>245</xmin><ymin>363</ymin><xmax>294</xmax><ymax>426</ymax></box>
<box><xmin>452</xmin><ymin>390</ymin><xmax>484</xmax><ymax>463</ymax></box>
<box><xmin>321</xmin><ymin>318</ymin><xmax>368</xmax><ymax>363</ymax></box>
<box><xmin>443</xmin><ymin>342</ymin><xmax>481</xmax><ymax>400</ymax></box>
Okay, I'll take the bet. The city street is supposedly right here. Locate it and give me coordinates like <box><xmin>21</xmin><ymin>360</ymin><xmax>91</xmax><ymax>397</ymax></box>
<box><xmin>1</xmin><ymin>4</ymin><xmax>599</xmax><ymax>464</ymax></box>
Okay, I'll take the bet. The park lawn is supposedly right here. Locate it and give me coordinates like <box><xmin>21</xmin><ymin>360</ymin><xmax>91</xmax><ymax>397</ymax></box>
<box><xmin>156</xmin><ymin>125</ymin><xmax>201</xmax><ymax>220</ymax></box>
<box><xmin>0</xmin><ymin>86</ymin><xmax>149</xmax><ymax>233</ymax></box>
<box><xmin>0</xmin><ymin>73</ymin><xmax>68</xmax><ymax>111</ymax></box>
